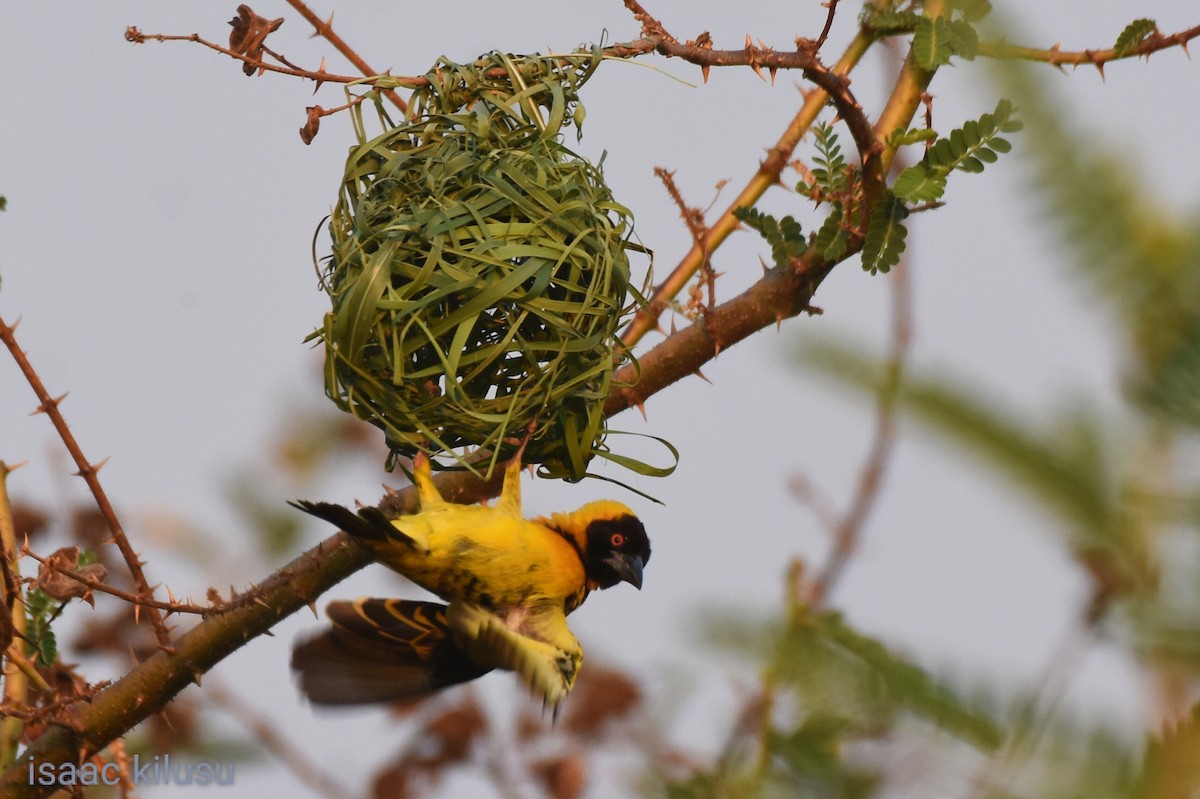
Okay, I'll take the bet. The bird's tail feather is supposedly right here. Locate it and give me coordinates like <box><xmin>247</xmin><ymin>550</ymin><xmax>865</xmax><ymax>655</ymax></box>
<box><xmin>289</xmin><ymin>500</ymin><xmax>413</xmax><ymax>548</ymax></box>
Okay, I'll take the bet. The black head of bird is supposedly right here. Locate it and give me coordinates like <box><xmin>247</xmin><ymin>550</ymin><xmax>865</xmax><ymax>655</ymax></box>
<box><xmin>570</xmin><ymin>502</ymin><xmax>651</xmax><ymax>591</ymax></box>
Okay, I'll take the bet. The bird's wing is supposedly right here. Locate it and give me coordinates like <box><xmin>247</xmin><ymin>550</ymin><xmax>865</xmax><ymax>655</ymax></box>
<box><xmin>291</xmin><ymin>598</ymin><xmax>490</xmax><ymax>705</ymax></box>
<box><xmin>445</xmin><ymin>601</ymin><xmax>582</xmax><ymax>709</ymax></box>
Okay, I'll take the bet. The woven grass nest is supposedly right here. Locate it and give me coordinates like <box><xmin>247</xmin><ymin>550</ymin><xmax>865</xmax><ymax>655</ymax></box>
<box><xmin>316</xmin><ymin>50</ymin><xmax>647</xmax><ymax>481</ymax></box>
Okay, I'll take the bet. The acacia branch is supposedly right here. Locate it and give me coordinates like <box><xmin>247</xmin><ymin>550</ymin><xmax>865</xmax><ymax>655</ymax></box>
<box><xmin>0</xmin><ymin>464</ymin><xmax>27</xmax><ymax>767</ymax></box>
<box><xmin>0</xmin><ymin>318</ymin><xmax>171</xmax><ymax>647</ymax></box>
<box><xmin>20</xmin><ymin>546</ymin><xmax>224</xmax><ymax>618</ymax></box>
<box><xmin>124</xmin><ymin>27</ymin><xmax>366</xmax><ymax>84</ymax></box>
<box><xmin>282</xmin><ymin>0</ymin><xmax>409</xmax><ymax>112</ymax></box>
<box><xmin>0</xmin><ymin>530</ymin><xmax>371</xmax><ymax>799</ymax></box>
<box><xmin>616</xmin><ymin>2</ymin><xmax>880</xmax><ymax>177</ymax></box>
<box><xmin>977</xmin><ymin>23</ymin><xmax>1200</xmax><ymax>70</ymax></box>
<box><xmin>621</xmin><ymin>23</ymin><xmax>879</xmax><ymax>345</ymax></box>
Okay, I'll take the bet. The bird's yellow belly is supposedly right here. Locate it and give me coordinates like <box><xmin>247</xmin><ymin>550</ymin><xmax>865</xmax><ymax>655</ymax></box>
<box><xmin>379</xmin><ymin>509</ymin><xmax>584</xmax><ymax>609</ymax></box>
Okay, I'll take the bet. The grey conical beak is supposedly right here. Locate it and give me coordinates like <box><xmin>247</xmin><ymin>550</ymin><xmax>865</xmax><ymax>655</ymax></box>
<box><xmin>604</xmin><ymin>552</ymin><xmax>645</xmax><ymax>590</ymax></box>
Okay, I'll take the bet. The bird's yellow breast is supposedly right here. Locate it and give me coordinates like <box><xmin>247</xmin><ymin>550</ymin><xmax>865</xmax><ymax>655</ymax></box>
<box><xmin>368</xmin><ymin>503</ymin><xmax>587</xmax><ymax>611</ymax></box>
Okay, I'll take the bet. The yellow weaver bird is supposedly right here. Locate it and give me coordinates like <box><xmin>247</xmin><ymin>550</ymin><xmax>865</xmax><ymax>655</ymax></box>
<box><xmin>290</xmin><ymin>454</ymin><xmax>650</xmax><ymax>710</ymax></box>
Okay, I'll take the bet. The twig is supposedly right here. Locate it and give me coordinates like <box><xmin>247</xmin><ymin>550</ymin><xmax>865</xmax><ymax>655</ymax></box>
<box><xmin>977</xmin><ymin>23</ymin><xmax>1200</xmax><ymax>73</ymax></box>
<box><xmin>0</xmin><ymin>317</ymin><xmax>172</xmax><ymax>647</ymax></box>
<box><xmin>814</xmin><ymin>0</ymin><xmax>841</xmax><ymax>52</ymax></box>
<box><xmin>618</xmin><ymin>0</ymin><xmax>874</xmax><ymax>157</ymax></box>
<box><xmin>803</xmin><ymin>256</ymin><xmax>912</xmax><ymax>609</ymax></box>
<box><xmin>653</xmin><ymin>168</ymin><xmax>715</xmax><ymax>316</ymax></box>
<box><xmin>125</xmin><ymin>28</ymin><xmax>378</xmax><ymax>87</ymax></box>
<box><xmin>0</xmin><ymin>464</ymin><xmax>28</xmax><ymax>765</ymax></box>
<box><xmin>205</xmin><ymin>681</ymin><xmax>355</xmax><ymax>799</ymax></box>
<box><xmin>284</xmin><ymin>0</ymin><xmax>409</xmax><ymax>112</ymax></box>
<box><xmin>622</xmin><ymin>25</ymin><xmax>878</xmax><ymax>347</ymax></box>
<box><xmin>4</xmin><ymin>648</ymin><xmax>53</xmax><ymax>696</ymax></box>
<box><xmin>786</xmin><ymin>475</ymin><xmax>842</xmax><ymax>535</ymax></box>
<box><xmin>20</xmin><ymin>546</ymin><xmax>224</xmax><ymax>618</ymax></box>
<box><xmin>106</xmin><ymin>738</ymin><xmax>135</xmax><ymax>799</ymax></box>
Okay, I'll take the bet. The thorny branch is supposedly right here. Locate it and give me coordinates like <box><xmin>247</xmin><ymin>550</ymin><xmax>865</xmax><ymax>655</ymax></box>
<box><xmin>653</xmin><ymin>168</ymin><xmax>716</xmax><ymax>316</ymax></box>
<box><xmin>0</xmin><ymin>317</ymin><xmax>172</xmax><ymax>648</ymax></box>
<box><xmin>282</xmin><ymin>0</ymin><xmax>408</xmax><ymax>112</ymax></box>
<box><xmin>20</xmin><ymin>546</ymin><xmax>226</xmax><ymax>619</ymax></box>
<box><xmin>814</xmin><ymin>0</ymin><xmax>841</xmax><ymax>52</ymax></box>
<box><xmin>976</xmin><ymin>23</ymin><xmax>1200</xmax><ymax>73</ymax></box>
<box><xmin>0</xmin><ymin>528</ymin><xmax>373</xmax><ymax>799</ymax></box>
<box><xmin>619</xmin><ymin>1</ymin><xmax>882</xmax><ymax>182</ymax></box>
<box><xmin>125</xmin><ymin>27</ymin><xmax>365</xmax><ymax>86</ymax></box>
<box><xmin>617</xmin><ymin>2</ymin><xmax>887</xmax><ymax>346</ymax></box>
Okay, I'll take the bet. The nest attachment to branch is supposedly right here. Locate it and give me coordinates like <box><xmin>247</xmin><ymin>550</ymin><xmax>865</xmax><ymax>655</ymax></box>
<box><xmin>316</xmin><ymin>49</ymin><xmax>646</xmax><ymax>480</ymax></box>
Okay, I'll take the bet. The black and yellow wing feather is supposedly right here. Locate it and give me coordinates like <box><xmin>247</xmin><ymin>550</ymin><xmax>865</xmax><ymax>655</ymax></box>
<box><xmin>292</xmin><ymin>597</ymin><xmax>581</xmax><ymax>706</ymax></box>
<box><xmin>291</xmin><ymin>598</ymin><xmax>491</xmax><ymax>704</ymax></box>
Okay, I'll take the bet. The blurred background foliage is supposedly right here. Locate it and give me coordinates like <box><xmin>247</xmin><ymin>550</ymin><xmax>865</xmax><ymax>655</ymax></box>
<box><xmin>793</xmin><ymin>52</ymin><xmax>1200</xmax><ymax>799</ymax></box>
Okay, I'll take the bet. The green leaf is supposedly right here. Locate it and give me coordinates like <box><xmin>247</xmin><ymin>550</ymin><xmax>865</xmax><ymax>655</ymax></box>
<box><xmin>887</xmin><ymin>127</ymin><xmax>939</xmax><ymax>147</ymax></box>
<box><xmin>1113</xmin><ymin>18</ymin><xmax>1157</xmax><ymax>57</ymax></box>
<box><xmin>813</xmin><ymin>205</ymin><xmax>848</xmax><ymax>260</ymax></box>
<box><xmin>810</xmin><ymin>122</ymin><xmax>848</xmax><ymax>197</ymax></box>
<box><xmin>821</xmin><ymin>614</ymin><xmax>1002</xmax><ymax>748</ymax></box>
<box><xmin>769</xmin><ymin>719</ymin><xmax>880</xmax><ymax>797</ymax></box>
<box><xmin>949</xmin><ymin>127</ymin><xmax>968</xmax><ymax>158</ymax></box>
<box><xmin>950</xmin><ymin>0</ymin><xmax>992</xmax><ymax>22</ymax></box>
<box><xmin>25</xmin><ymin>589</ymin><xmax>61</xmax><ymax>667</ymax></box>
<box><xmin>948</xmin><ymin>18</ymin><xmax>979</xmax><ymax>60</ymax></box>
<box><xmin>908</xmin><ymin>98</ymin><xmax>1019</xmax><ymax>189</ymax></box>
<box><xmin>862</xmin><ymin>190</ymin><xmax>909</xmax><ymax>275</ymax></box>
<box><xmin>893</xmin><ymin>163</ymin><xmax>946</xmax><ymax>202</ymax></box>
<box><xmin>863</xmin><ymin>9</ymin><xmax>921</xmax><ymax>34</ymax></box>
<box><xmin>913</xmin><ymin>16</ymin><xmax>954</xmax><ymax>70</ymax></box>
<box><xmin>927</xmin><ymin>138</ymin><xmax>954</xmax><ymax>168</ymax></box>
<box><xmin>1134</xmin><ymin>315</ymin><xmax>1200</xmax><ymax>427</ymax></box>
<box><xmin>734</xmin><ymin>206</ymin><xmax>807</xmax><ymax>268</ymax></box>
<box><xmin>958</xmin><ymin>155</ymin><xmax>984</xmax><ymax>173</ymax></box>
<box><xmin>993</xmin><ymin>98</ymin><xmax>1024</xmax><ymax>133</ymax></box>
<box><xmin>975</xmin><ymin>147</ymin><xmax>998</xmax><ymax>164</ymax></box>
<box><xmin>37</xmin><ymin>628</ymin><xmax>57</xmax><ymax>667</ymax></box>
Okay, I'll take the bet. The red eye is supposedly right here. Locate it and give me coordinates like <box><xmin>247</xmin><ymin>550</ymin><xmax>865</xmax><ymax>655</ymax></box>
<box><xmin>610</xmin><ymin>533</ymin><xmax>625</xmax><ymax>547</ymax></box>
